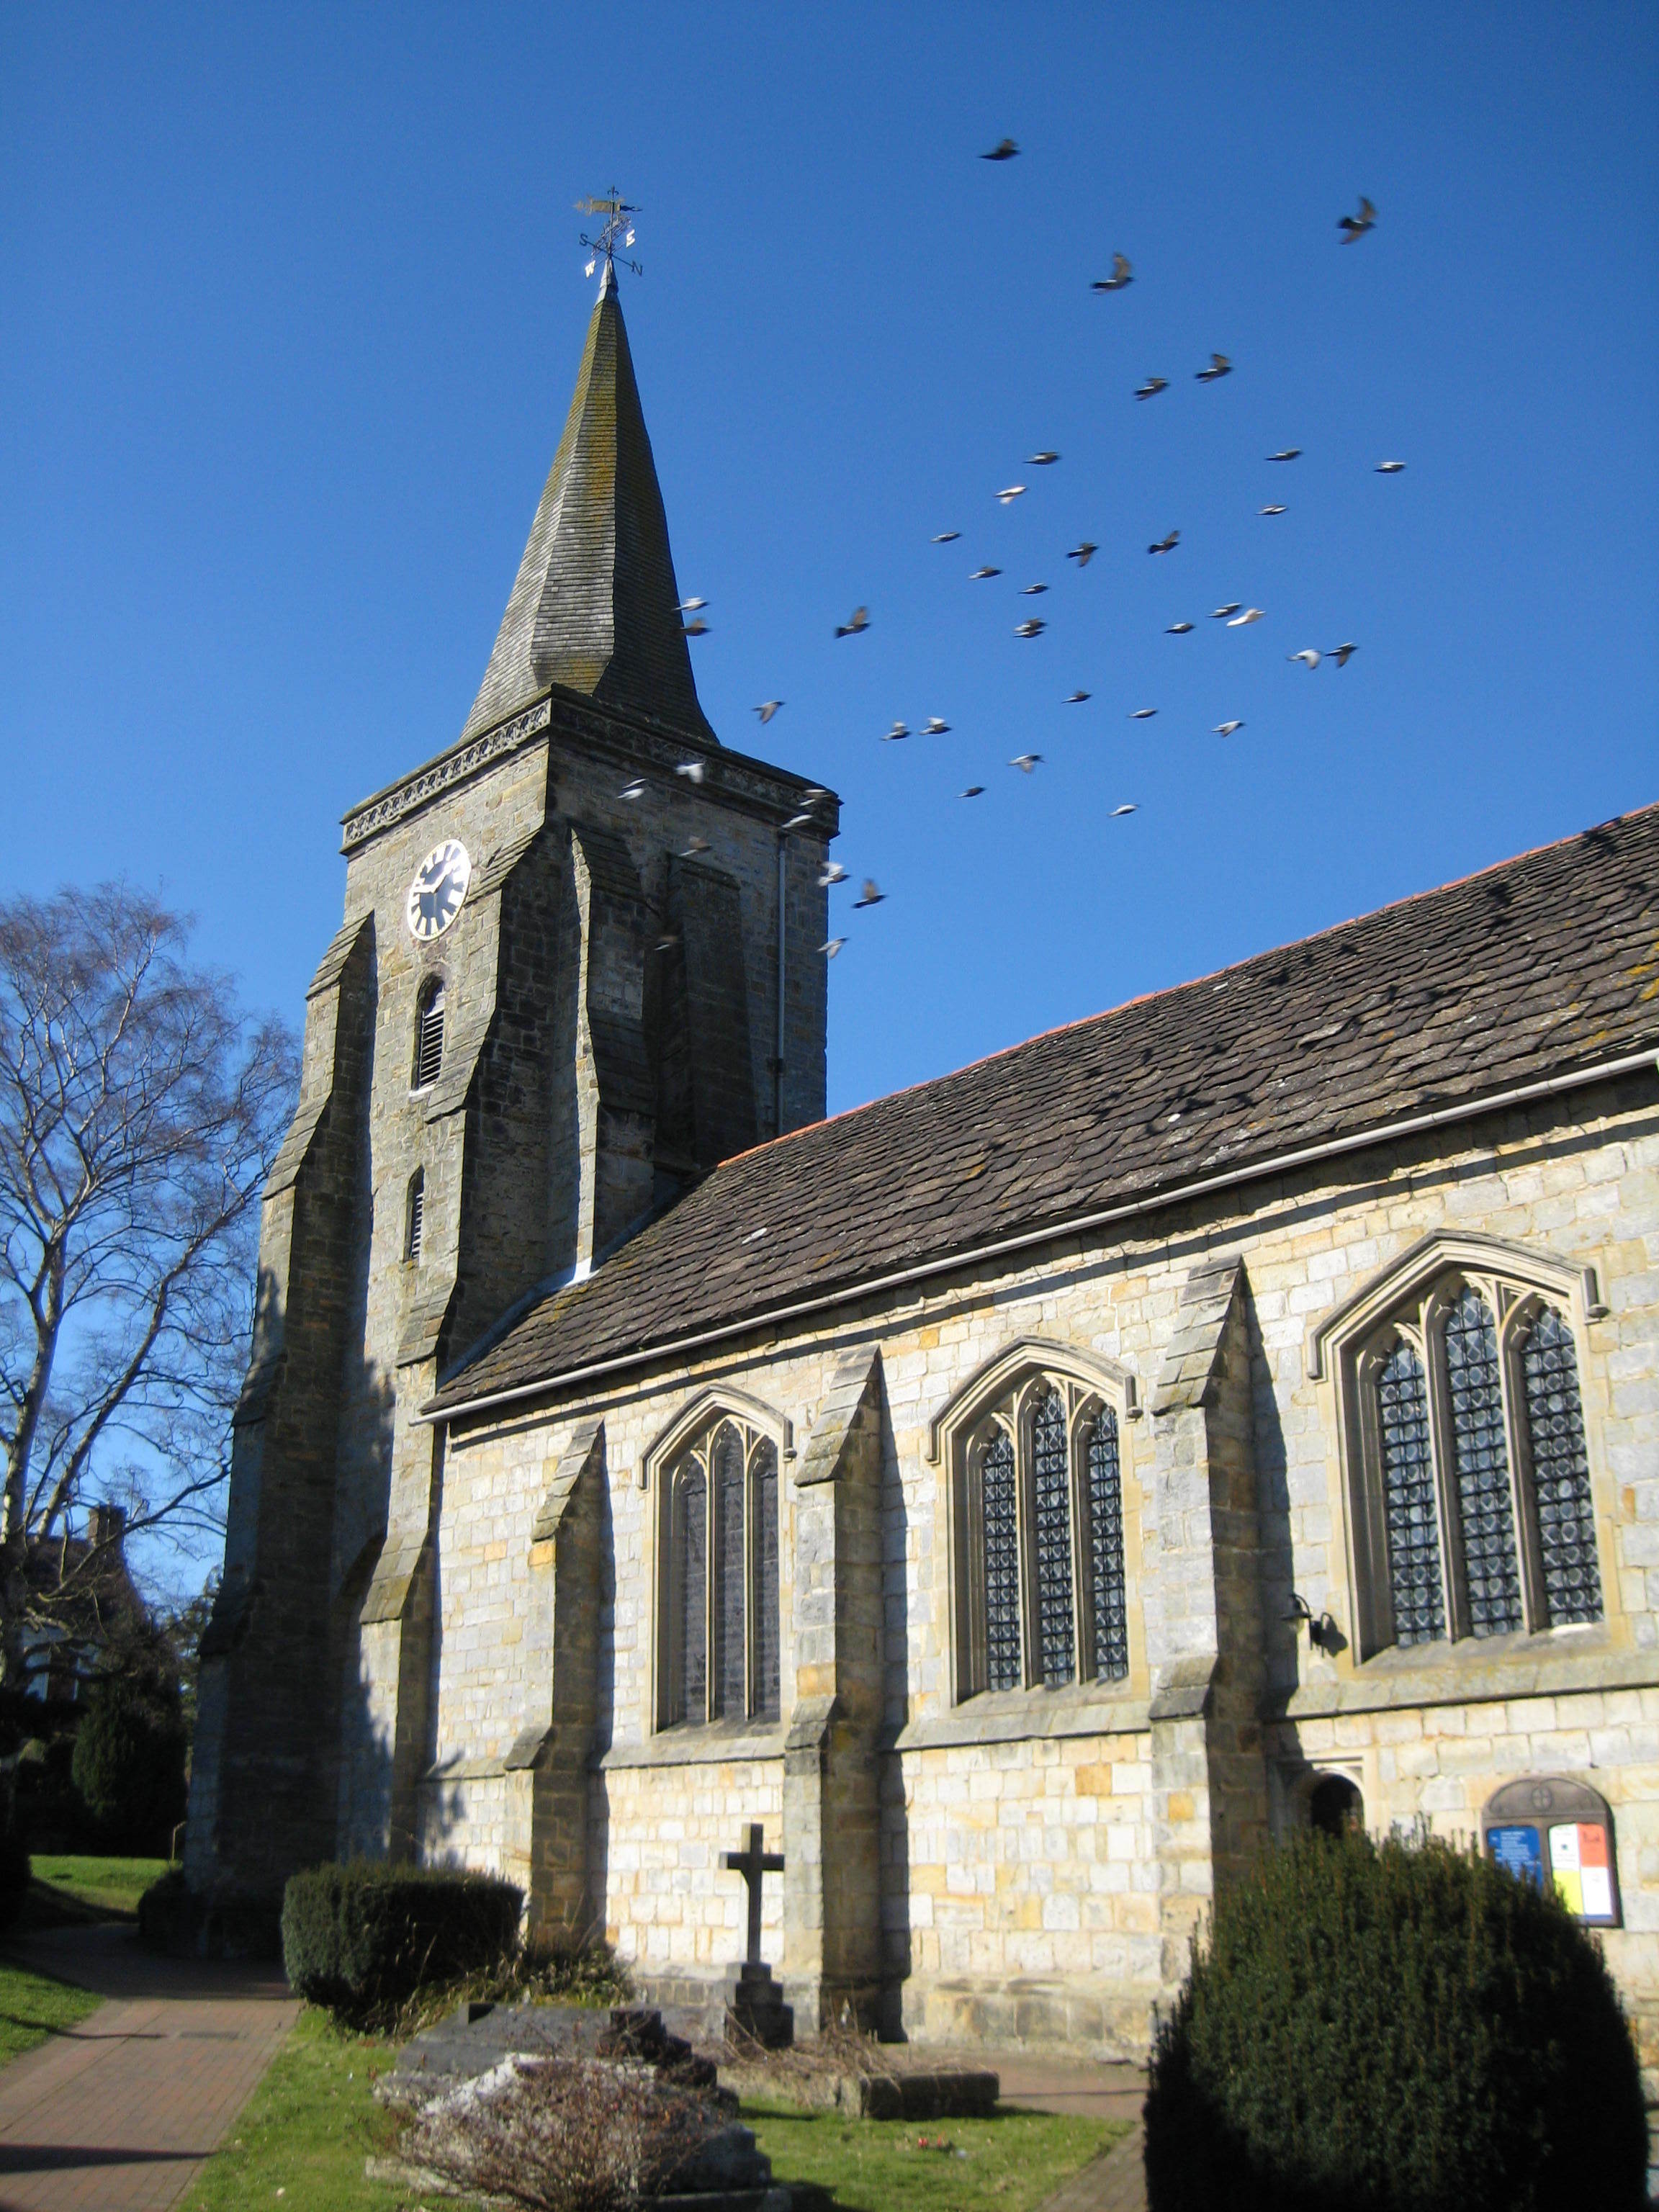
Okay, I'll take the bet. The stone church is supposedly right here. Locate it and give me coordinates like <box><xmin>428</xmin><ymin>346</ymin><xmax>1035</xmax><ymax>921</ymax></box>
<box><xmin>186</xmin><ymin>262</ymin><xmax>1659</xmax><ymax>2062</ymax></box>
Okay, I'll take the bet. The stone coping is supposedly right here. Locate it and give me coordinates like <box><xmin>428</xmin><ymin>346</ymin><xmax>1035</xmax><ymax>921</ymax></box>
<box><xmin>1276</xmin><ymin>1633</ymin><xmax>1659</xmax><ymax>1722</ymax></box>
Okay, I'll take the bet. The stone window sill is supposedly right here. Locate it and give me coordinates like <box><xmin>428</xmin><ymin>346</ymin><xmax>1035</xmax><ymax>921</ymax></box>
<box><xmin>1277</xmin><ymin>1622</ymin><xmax>1659</xmax><ymax>1720</ymax></box>
<box><xmin>886</xmin><ymin>1681</ymin><xmax>1152</xmax><ymax>1753</ymax></box>
<box><xmin>600</xmin><ymin>1723</ymin><xmax>788</xmax><ymax>1770</ymax></box>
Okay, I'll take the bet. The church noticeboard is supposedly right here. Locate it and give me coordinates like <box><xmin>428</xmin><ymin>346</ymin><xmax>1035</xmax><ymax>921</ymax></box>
<box><xmin>1481</xmin><ymin>1776</ymin><xmax>1619</xmax><ymax>1926</ymax></box>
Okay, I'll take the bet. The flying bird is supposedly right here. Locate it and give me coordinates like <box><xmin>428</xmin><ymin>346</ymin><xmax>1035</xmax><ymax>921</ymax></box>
<box><xmin>1067</xmin><ymin>541</ymin><xmax>1097</xmax><ymax>567</ymax></box>
<box><xmin>1339</xmin><ymin>195</ymin><xmax>1377</xmax><ymax>241</ymax></box>
<box><xmin>820</xmin><ymin>938</ymin><xmax>845</xmax><ymax>958</ymax></box>
<box><xmin>619</xmin><ymin>778</ymin><xmax>647</xmax><ymax>801</ymax></box>
<box><xmin>1135</xmin><ymin>376</ymin><xmax>1169</xmax><ymax>400</ymax></box>
<box><xmin>970</xmin><ymin>565</ymin><xmax>1002</xmax><ymax>580</ymax></box>
<box><xmin>981</xmin><ymin>138</ymin><xmax>1020</xmax><ymax>161</ymax></box>
<box><xmin>1268</xmin><ymin>449</ymin><xmax>1302</xmax><ymax>462</ymax></box>
<box><xmin>1022</xmin><ymin>582</ymin><xmax>1048</xmax><ymax>595</ymax></box>
<box><xmin>1375</xmin><ymin>460</ymin><xmax>1406</xmax><ymax>474</ymax></box>
<box><xmin>958</xmin><ymin>786</ymin><xmax>985</xmax><ymax>799</ymax></box>
<box><xmin>932</xmin><ymin>531</ymin><xmax>961</xmax><ymax>544</ymax></box>
<box><xmin>680</xmin><ymin>617</ymin><xmax>709</xmax><ymax>636</ymax></box>
<box><xmin>753</xmin><ymin>700</ymin><xmax>783</xmax><ymax>724</ymax></box>
<box><xmin>997</xmin><ymin>484</ymin><xmax>1028</xmax><ymax>503</ymax></box>
<box><xmin>1196</xmin><ymin>353</ymin><xmax>1232</xmax><ymax>382</ymax></box>
<box><xmin>835</xmin><ymin>606</ymin><xmax>870</xmax><ymax>637</ymax></box>
<box><xmin>783</xmin><ymin>811</ymin><xmax>819</xmax><ymax>832</ymax></box>
<box><xmin>651</xmin><ymin>932</ymin><xmax>680</xmax><ymax>955</ymax></box>
<box><xmin>1111</xmin><ymin>804</ymin><xmax>1138</xmax><ymax>817</ymax></box>
<box><xmin>1148</xmin><ymin>529</ymin><xmax>1179</xmax><ymax>555</ymax></box>
<box><xmin>819</xmin><ymin>861</ymin><xmax>848</xmax><ymax>886</ymax></box>
<box><xmin>1092</xmin><ymin>253</ymin><xmax>1133</xmax><ymax>292</ymax></box>
<box><xmin>852</xmin><ymin>879</ymin><xmax>886</xmax><ymax>909</ymax></box>
<box><xmin>1288</xmin><ymin>649</ymin><xmax>1321</xmax><ymax>669</ymax></box>
<box><xmin>1029</xmin><ymin>451</ymin><xmax>1060</xmax><ymax>465</ymax></box>
<box><xmin>678</xmin><ymin>597</ymin><xmax>708</xmax><ymax>612</ymax></box>
<box><xmin>922</xmin><ymin>717</ymin><xmax>951</xmax><ymax>735</ymax></box>
<box><xmin>1015</xmin><ymin>618</ymin><xmax>1047</xmax><ymax>637</ymax></box>
<box><xmin>1129</xmin><ymin>708</ymin><xmax>1158</xmax><ymax>719</ymax></box>
<box><xmin>1211</xmin><ymin>604</ymin><xmax>1241</xmax><ymax>620</ymax></box>
<box><xmin>1329</xmin><ymin>642</ymin><xmax>1358</xmax><ymax>666</ymax></box>
<box><xmin>1213</xmin><ymin>721</ymin><xmax>1244</xmax><ymax>737</ymax></box>
<box><xmin>681</xmin><ymin>835</ymin><xmax>711</xmax><ymax>857</ymax></box>
<box><xmin>1228</xmin><ymin>607</ymin><xmax>1265</xmax><ymax>626</ymax></box>
<box><xmin>1010</xmin><ymin>753</ymin><xmax>1043</xmax><ymax>773</ymax></box>
<box><xmin>1166</xmin><ymin>621</ymin><xmax>1194</xmax><ymax>634</ymax></box>
<box><xmin>1065</xmin><ymin>690</ymin><xmax>1092</xmax><ymax>703</ymax></box>
<box><xmin>881</xmin><ymin>721</ymin><xmax>910</xmax><ymax>742</ymax></box>
<box><xmin>675</xmin><ymin>760</ymin><xmax>706</xmax><ymax>783</ymax></box>
<box><xmin>1259</xmin><ymin>504</ymin><xmax>1288</xmax><ymax>516</ymax></box>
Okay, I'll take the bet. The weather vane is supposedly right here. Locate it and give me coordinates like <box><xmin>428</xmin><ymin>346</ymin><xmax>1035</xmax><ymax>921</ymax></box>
<box><xmin>577</xmin><ymin>189</ymin><xmax>642</xmax><ymax>287</ymax></box>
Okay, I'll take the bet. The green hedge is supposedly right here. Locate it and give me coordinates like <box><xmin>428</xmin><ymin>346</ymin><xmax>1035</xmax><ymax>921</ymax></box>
<box><xmin>281</xmin><ymin>1862</ymin><xmax>523</xmax><ymax>2015</ymax></box>
<box><xmin>1143</xmin><ymin>1826</ymin><xmax>1647</xmax><ymax>2212</ymax></box>
<box><xmin>0</xmin><ymin>1827</ymin><xmax>30</xmax><ymax>1931</ymax></box>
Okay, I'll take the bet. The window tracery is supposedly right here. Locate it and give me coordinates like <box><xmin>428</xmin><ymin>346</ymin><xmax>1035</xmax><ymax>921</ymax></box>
<box><xmin>953</xmin><ymin>1365</ymin><xmax>1133</xmax><ymax>1702</ymax></box>
<box><xmin>661</xmin><ymin>1414</ymin><xmax>780</xmax><ymax>1728</ymax></box>
<box><xmin>1334</xmin><ymin>1255</ymin><xmax>1602</xmax><ymax>1657</ymax></box>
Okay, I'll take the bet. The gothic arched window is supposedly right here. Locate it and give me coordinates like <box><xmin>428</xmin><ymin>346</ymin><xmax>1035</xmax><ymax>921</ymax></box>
<box><xmin>1332</xmin><ymin>1255</ymin><xmax>1603</xmax><ymax>1657</ymax></box>
<box><xmin>662</xmin><ymin>1415</ymin><xmax>781</xmax><ymax>1728</ymax></box>
<box><xmin>953</xmin><ymin>1366</ymin><xmax>1133</xmax><ymax>1702</ymax></box>
<box><xmin>413</xmin><ymin>976</ymin><xmax>446</xmax><ymax>1090</ymax></box>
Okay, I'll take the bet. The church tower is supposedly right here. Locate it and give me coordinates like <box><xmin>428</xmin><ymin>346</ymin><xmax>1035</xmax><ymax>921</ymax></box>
<box><xmin>186</xmin><ymin>253</ymin><xmax>835</xmax><ymax>1912</ymax></box>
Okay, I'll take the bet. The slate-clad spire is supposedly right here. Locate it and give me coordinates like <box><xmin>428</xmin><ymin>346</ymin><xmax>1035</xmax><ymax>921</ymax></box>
<box><xmin>462</xmin><ymin>266</ymin><xmax>715</xmax><ymax>744</ymax></box>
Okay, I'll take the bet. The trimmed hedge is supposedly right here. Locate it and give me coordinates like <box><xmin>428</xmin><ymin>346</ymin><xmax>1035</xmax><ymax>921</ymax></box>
<box><xmin>1144</xmin><ymin>1826</ymin><xmax>1647</xmax><ymax>2212</ymax></box>
<box><xmin>0</xmin><ymin>1827</ymin><xmax>30</xmax><ymax>1931</ymax></box>
<box><xmin>281</xmin><ymin>1862</ymin><xmax>523</xmax><ymax>2016</ymax></box>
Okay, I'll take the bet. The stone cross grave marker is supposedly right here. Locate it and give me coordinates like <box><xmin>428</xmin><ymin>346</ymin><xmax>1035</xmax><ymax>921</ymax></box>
<box><xmin>722</xmin><ymin>1822</ymin><xmax>785</xmax><ymax>1968</ymax></box>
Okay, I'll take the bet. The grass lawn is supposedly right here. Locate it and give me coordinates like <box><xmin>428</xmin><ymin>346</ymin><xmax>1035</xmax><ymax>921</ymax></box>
<box><xmin>30</xmin><ymin>1854</ymin><xmax>168</xmax><ymax>1920</ymax></box>
<box><xmin>745</xmin><ymin>2098</ymin><xmax>1127</xmax><ymax>2212</ymax></box>
<box><xmin>179</xmin><ymin>2007</ymin><xmax>470</xmax><ymax>2212</ymax></box>
<box><xmin>0</xmin><ymin>1958</ymin><xmax>102</xmax><ymax>2070</ymax></box>
<box><xmin>181</xmin><ymin>2006</ymin><xmax>1126</xmax><ymax>2212</ymax></box>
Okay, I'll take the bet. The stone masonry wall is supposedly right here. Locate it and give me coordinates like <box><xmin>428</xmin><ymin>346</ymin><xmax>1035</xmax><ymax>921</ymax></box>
<box><xmin>423</xmin><ymin>1071</ymin><xmax>1658</xmax><ymax>2056</ymax></box>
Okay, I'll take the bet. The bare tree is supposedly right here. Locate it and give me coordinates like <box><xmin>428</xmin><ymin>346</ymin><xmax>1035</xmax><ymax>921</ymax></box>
<box><xmin>0</xmin><ymin>884</ymin><xmax>297</xmax><ymax>1689</ymax></box>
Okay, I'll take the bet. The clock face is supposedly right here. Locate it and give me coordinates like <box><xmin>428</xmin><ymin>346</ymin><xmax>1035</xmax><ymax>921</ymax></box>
<box><xmin>405</xmin><ymin>838</ymin><xmax>472</xmax><ymax>942</ymax></box>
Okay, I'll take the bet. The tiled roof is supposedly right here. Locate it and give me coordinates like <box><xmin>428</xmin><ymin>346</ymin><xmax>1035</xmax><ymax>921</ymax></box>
<box><xmin>431</xmin><ymin>803</ymin><xmax>1659</xmax><ymax>1415</ymax></box>
<box><xmin>460</xmin><ymin>267</ymin><xmax>715</xmax><ymax>747</ymax></box>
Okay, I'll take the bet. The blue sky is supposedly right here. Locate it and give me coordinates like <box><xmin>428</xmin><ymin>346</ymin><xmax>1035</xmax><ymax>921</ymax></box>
<box><xmin>5</xmin><ymin>1</ymin><xmax>1655</xmax><ymax>1118</ymax></box>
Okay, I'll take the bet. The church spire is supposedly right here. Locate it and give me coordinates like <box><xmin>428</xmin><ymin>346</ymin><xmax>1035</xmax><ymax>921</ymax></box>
<box><xmin>460</xmin><ymin>238</ymin><xmax>714</xmax><ymax>745</ymax></box>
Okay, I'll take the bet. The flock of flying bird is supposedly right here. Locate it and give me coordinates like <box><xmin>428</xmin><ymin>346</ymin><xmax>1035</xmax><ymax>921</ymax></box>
<box><xmin>642</xmin><ymin>158</ymin><xmax>1396</xmax><ymax>959</ymax></box>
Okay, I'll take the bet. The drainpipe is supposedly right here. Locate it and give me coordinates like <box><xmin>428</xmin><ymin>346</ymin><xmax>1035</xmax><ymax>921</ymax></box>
<box><xmin>773</xmin><ymin>830</ymin><xmax>787</xmax><ymax>1136</ymax></box>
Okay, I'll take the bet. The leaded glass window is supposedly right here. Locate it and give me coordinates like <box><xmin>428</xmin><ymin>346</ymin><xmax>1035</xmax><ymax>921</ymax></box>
<box><xmin>1031</xmin><ymin>1390</ymin><xmax>1076</xmax><ymax>1689</ymax></box>
<box><xmin>1443</xmin><ymin>1289</ymin><xmax>1523</xmax><ymax>1636</ymax></box>
<box><xmin>1343</xmin><ymin>1262</ymin><xmax>1604</xmax><ymax>1657</ymax></box>
<box><xmin>981</xmin><ymin>1428</ymin><xmax>1022</xmax><ymax>1693</ymax></box>
<box><xmin>659</xmin><ymin>1412</ymin><xmax>781</xmax><ymax>1730</ymax></box>
<box><xmin>1085</xmin><ymin>1411</ymin><xmax>1129</xmax><ymax>1682</ymax></box>
<box><xmin>1376</xmin><ymin>1338</ymin><xmax>1443</xmax><ymax>1645</ymax></box>
<box><xmin>1519</xmin><ymin>1305</ymin><xmax>1601</xmax><ymax>1626</ymax></box>
<box><xmin>958</xmin><ymin>1370</ymin><xmax>1135</xmax><ymax>1701</ymax></box>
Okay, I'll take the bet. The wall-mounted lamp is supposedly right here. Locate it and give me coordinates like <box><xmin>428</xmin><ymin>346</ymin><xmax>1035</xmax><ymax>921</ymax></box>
<box><xmin>1284</xmin><ymin>1591</ymin><xmax>1340</xmax><ymax>1653</ymax></box>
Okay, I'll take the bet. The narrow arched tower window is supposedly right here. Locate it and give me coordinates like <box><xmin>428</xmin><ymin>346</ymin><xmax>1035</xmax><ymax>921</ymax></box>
<box><xmin>413</xmin><ymin>976</ymin><xmax>446</xmax><ymax>1089</ymax></box>
<box><xmin>403</xmin><ymin>1169</ymin><xmax>425</xmax><ymax>1263</ymax></box>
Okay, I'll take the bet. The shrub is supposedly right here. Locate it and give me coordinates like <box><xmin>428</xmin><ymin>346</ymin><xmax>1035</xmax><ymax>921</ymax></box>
<box><xmin>405</xmin><ymin>2055</ymin><xmax>755</xmax><ymax>2212</ymax></box>
<box><xmin>281</xmin><ymin>1862</ymin><xmax>522</xmax><ymax>2020</ymax></box>
<box><xmin>71</xmin><ymin>1671</ymin><xmax>188</xmax><ymax>1851</ymax></box>
<box><xmin>0</xmin><ymin>1826</ymin><xmax>30</xmax><ymax>1931</ymax></box>
<box><xmin>1143</xmin><ymin>1826</ymin><xmax>1647</xmax><ymax>2212</ymax></box>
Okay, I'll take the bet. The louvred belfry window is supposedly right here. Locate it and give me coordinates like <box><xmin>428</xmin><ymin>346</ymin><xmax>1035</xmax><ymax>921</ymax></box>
<box><xmin>1348</xmin><ymin>1267</ymin><xmax>1603</xmax><ymax>1655</ymax></box>
<box><xmin>413</xmin><ymin>976</ymin><xmax>446</xmax><ymax>1089</ymax></box>
<box><xmin>958</xmin><ymin>1370</ymin><xmax>1134</xmax><ymax>1701</ymax></box>
<box><xmin>662</xmin><ymin>1416</ymin><xmax>780</xmax><ymax>1729</ymax></box>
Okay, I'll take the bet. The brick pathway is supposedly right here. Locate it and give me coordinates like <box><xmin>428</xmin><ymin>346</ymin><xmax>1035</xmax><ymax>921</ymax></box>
<box><xmin>0</xmin><ymin>1923</ymin><xmax>298</xmax><ymax>2212</ymax></box>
